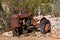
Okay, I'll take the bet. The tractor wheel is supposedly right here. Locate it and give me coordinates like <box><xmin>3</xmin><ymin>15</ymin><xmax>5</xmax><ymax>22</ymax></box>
<box><xmin>40</xmin><ymin>18</ymin><xmax>51</xmax><ymax>34</ymax></box>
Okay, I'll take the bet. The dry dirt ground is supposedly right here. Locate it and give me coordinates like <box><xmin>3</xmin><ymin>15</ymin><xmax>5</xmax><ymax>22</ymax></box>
<box><xmin>0</xmin><ymin>35</ymin><xmax>60</xmax><ymax>40</ymax></box>
<box><xmin>0</xmin><ymin>32</ymin><xmax>60</xmax><ymax>40</ymax></box>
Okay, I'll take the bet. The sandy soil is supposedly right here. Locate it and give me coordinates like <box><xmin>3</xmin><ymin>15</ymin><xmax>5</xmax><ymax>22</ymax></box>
<box><xmin>0</xmin><ymin>32</ymin><xmax>60</xmax><ymax>40</ymax></box>
<box><xmin>0</xmin><ymin>35</ymin><xmax>60</xmax><ymax>40</ymax></box>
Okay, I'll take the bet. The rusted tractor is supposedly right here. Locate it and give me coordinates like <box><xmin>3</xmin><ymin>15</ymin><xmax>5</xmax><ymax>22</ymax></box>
<box><xmin>3</xmin><ymin>7</ymin><xmax>51</xmax><ymax>36</ymax></box>
<box><xmin>3</xmin><ymin>12</ymin><xmax>51</xmax><ymax>36</ymax></box>
<box><xmin>9</xmin><ymin>11</ymin><xmax>51</xmax><ymax>36</ymax></box>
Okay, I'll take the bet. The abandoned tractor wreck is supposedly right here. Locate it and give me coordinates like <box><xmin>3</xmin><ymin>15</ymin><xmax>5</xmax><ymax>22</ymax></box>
<box><xmin>3</xmin><ymin>10</ymin><xmax>51</xmax><ymax>36</ymax></box>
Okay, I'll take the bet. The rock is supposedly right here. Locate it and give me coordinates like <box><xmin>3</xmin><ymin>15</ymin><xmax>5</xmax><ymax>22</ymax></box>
<box><xmin>0</xmin><ymin>26</ymin><xmax>2</xmax><ymax>29</ymax></box>
<box><xmin>2</xmin><ymin>31</ymin><xmax>13</xmax><ymax>37</ymax></box>
<box><xmin>34</xmin><ymin>32</ymin><xmax>42</xmax><ymax>37</ymax></box>
<box><xmin>46</xmin><ymin>33</ymin><xmax>51</xmax><ymax>37</ymax></box>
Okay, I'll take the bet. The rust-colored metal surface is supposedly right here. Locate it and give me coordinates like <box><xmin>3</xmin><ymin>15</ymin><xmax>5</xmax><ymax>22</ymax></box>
<box><xmin>19</xmin><ymin>13</ymin><xmax>31</xmax><ymax>18</ymax></box>
<box><xmin>45</xmin><ymin>24</ymin><xmax>50</xmax><ymax>33</ymax></box>
<box><xmin>10</xmin><ymin>14</ymin><xmax>20</xmax><ymax>29</ymax></box>
<box><xmin>18</xmin><ymin>11</ymin><xmax>31</xmax><ymax>19</ymax></box>
<box><xmin>31</xmin><ymin>19</ymin><xmax>37</xmax><ymax>26</ymax></box>
<box><xmin>31</xmin><ymin>19</ymin><xmax>40</xmax><ymax>28</ymax></box>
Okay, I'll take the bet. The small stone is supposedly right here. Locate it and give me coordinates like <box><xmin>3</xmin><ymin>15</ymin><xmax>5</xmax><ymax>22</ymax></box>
<box><xmin>46</xmin><ymin>33</ymin><xmax>51</xmax><ymax>37</ymax></box>
<box><xmin>2</xmin><ymin>31</ymin><xmax>13</xmax><ymax>37</ymax></box>
<box><xmin>34</xmin><ymin>32</ymin><xmax>42</xmax><ymax>37</ymax></box>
